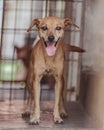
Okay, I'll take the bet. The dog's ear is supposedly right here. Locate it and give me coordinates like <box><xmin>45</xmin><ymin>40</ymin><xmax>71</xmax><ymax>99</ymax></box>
<box><xmin>64</xmin><ymin>18</ymin><xmax>79</xmax><ymax>28</ymax></box>
<box><xmin>27</xmin><ymin>18</ymin><xmax>41</xmax><ymax>32</ymax></box>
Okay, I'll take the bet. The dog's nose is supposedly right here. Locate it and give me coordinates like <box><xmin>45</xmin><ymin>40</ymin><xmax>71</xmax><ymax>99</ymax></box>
<box><xmin>48</xmin><ymin>35</ymin><xmax>55</xmax><ymax>42</ymax></box>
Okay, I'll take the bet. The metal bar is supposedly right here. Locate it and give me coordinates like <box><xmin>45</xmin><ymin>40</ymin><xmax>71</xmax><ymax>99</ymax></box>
<box><xmin>0</xmin><ymin>58</ymin><xmax>79</xmax><ymax>62</ymax></box>
<box><xmin>23</xmin><ymin>0</ymin><xmax>35</xmax><ymax>101</ymax></box>
<box><xmin>9</xmin><ymin>0</ymin><xmax>18</xmax><ymax>102</ymax></box>
<box><xmin>5</xmin><ymin>0</ymin><xmax>83</xmax><ymax>3</ymax></box>
<box><xmin>0</xmin><ymin>28</ymin><xmax>80</xmax><ymax>33</ymax></box>
<box><xmin>0</xmin><ymin>0</ymin><xmax>84</xmax><ymax>101</ymax></box>
<box><xmin>45</xmin><ymin>0</ymin><xmax>48</xmax><ymax>17</ymax></box>
<box><xmin>0</xmin><ymin>0</ymin><xmax>4</xmax><ymax>57</ymax></box>
<box><xmin>41</xmin><ymin>87</ymin><xmax>75</xmax><ymax>92</ymax></box>
<box><xmin>76</xmin><ymin>0</ymin><xmax>86</xmax><ymax>100</ymax></box>
<box><xmin>0</xmin><ymin>0</ymin><xmax>5</xmax><ymax>101</ymax></box>
<box><xmin>9</xmin><ymin>48</ymin><xmax>15</xmax><ymax>102</ymax></box>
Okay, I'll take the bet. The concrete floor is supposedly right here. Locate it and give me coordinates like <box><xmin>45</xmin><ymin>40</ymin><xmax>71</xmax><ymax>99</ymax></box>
<box><xmin>0</xmin><ymin>100</ymin><xmax>100</xmax><ymax>130</ymax></box>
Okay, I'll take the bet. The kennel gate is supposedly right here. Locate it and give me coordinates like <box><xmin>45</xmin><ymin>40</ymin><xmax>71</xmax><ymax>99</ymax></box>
<box><xmin>0</xmin><ymin>0</ymin><xmax>84</xmax><ymax>102</ymax></box>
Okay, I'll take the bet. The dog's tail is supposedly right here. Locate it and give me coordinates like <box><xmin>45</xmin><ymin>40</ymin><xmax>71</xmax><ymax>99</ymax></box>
<box><xmin>63</xmin><ymin>43</ymin><xmax>85</xmax><ymax>53</ymax></box>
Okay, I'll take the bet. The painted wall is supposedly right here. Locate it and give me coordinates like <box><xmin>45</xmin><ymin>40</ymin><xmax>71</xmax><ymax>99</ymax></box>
<box><xmin>80</xmin><ymin>0</ymin><xmax>104</xmax><ymax>128</ymax></box>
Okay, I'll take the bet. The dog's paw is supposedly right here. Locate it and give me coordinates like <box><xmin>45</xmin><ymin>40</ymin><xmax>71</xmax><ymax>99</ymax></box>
<box><xmin>60</xmin><ymin>112</ymin><xmax>68</xmax><ymax>119</ymax></box>
<box><xmin>22</xmin><ymin>112</ymin><xmax>30</xmax><ymax>119</ymax></box>
<box><xmin>54</xmin><ymin>117</ymin><xmax>63</xmax><ymax>124</ymax></box>
<box><xmin>29</xmin><ymin>117</ymin><xmax>40</xmax><ymax>125</ymax></box>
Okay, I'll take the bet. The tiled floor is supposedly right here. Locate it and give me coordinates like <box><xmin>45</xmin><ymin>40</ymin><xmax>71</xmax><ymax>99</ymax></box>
<box><xmin>0</xmin><ymin>100</ymin><xmax>100</xmax><ymax>130</ymax></box>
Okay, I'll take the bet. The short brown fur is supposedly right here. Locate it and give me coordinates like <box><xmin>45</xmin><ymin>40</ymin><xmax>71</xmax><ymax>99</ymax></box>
<box><xmin>22</xmin><ymin>16</ymin><xmax>84</xmax><ymax>125</ymax></box>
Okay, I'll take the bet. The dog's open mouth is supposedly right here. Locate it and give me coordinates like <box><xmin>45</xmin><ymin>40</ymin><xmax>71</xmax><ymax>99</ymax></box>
<box><xmin>46</xmin><ymin>42</ymin><xmax>56</xmax><ymax>56</ymax></box>
<box><xmin>43</xmin><ymin>38</ymin><xmax>60</xmax><ymax>56</ymax></box>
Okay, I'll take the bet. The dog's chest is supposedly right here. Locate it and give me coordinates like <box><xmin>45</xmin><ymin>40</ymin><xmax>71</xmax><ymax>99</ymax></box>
<box><xmin>43</xmin><ymin>55</ymin><xmax>64</xmax><ymax>76</ymax></box>
<box><xmin>34</xmin><ymin>43</ymin><xmax>64</xmax><ymax>76</ymax></box>
<box><xmin>43</xmin><ymin>58</ymin><xmax>56</xmax><ymax>75</ymax></box>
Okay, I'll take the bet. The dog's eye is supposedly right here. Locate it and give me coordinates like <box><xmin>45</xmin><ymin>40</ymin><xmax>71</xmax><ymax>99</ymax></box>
<box><xmin>41</xmin><ymin>26</ymin><xmax>48</xmax><ymax>31</ymax></box>
<box><xmin>56</xmin><ymin>26</ymin><xmax>62</xmax><ymax>31</ymax></box>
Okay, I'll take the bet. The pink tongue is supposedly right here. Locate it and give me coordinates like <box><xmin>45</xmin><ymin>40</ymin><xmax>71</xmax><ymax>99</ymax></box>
<box><xmin>46</xmin><ymin>43</ymin><xmax>56</xmax><ymax>56</ymax></box>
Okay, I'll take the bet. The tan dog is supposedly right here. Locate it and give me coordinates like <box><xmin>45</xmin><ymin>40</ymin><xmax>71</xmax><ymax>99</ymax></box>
<box><xmin>22</xmin><ymin>16</ymin><xmax>84</xmax><ymax>125</ymax></box>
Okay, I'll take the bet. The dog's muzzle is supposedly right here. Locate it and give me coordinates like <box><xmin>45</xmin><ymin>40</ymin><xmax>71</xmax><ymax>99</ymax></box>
<box><xmin>42</xmin><ymin>36</ymin><xmax>60</xmax><ymax>56</ymax></box>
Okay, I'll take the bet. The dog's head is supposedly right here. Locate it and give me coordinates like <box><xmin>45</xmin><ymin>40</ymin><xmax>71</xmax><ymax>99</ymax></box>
<box><xmin>27</xmin><ymin>16</ymin><xmax>79</xmax><ymax>56</ymax></box>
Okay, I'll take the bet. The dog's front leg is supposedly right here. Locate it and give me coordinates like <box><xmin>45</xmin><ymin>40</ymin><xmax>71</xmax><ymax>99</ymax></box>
<box><xmin>59</xmin><ymin>76</ymin><xmax>68</xmax><ymax>118</ymax></box>
<box><xmin>29</xmin><ymin>75</ymin><xmax>41</xmax><ymax>125</ymax></box>
<box><xmin>54</xmin><ymin>76</ymin><xmax>63</xmax><ymax>124</ymax></box>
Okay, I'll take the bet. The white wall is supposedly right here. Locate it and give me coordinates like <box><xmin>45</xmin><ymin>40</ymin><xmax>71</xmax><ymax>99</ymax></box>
<box><xmin>80</xmin><ymin>0</ymin><xmax>104</xmax><ymax>128</ymax></box>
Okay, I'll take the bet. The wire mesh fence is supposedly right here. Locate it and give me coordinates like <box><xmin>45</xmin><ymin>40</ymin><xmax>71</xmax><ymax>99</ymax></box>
<box><xmin>0</xmin><ymin>0</ymin><xmax>84</xmax><ymax>101</ymax></box>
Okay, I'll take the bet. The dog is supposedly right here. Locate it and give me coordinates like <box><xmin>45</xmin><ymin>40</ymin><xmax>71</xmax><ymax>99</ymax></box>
<box><xmin>21</xmin><ymin>16</ymin><xmax>85</xmax><ymax>125</ymax></box>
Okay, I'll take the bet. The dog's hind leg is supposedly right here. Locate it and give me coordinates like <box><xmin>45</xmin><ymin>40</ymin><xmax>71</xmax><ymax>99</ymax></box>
<box><xmin>22</xmin><ymin>82</ymin><xmax>33</xmax><ymax>119</ymax></box>
<box><xmin>22</xmin><ymin>93</ymin><xmax>33</xmax><ymax>119</ymax></box>
<box><xmin>22</xmin><ymin>62</ymin><xmax>34</xmax><ymax>119</ymax></box>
